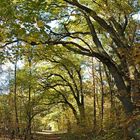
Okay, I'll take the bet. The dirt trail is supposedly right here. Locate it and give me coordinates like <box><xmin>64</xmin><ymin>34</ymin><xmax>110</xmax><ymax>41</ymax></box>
<box><xmin>0</xmin><ymin>131</ymin><xmax>62</xmax><ymax>140</ymax></box>
<box><xmin>34</xmin><ymin>131</ymin><xmax>62</xmax><ymax>140</ymax></box>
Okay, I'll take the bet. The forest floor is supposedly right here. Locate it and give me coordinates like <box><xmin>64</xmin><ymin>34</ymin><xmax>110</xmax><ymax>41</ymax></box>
<box><xmin>33</xmin><ymin>131</ymin><xmax>61</xmax><ymax>140</ymax></box>
<box><xmin>0</xmin><ymin>135</ymin><xmax>61</xmax><ymax>140</ymax></box>
<box><xmin>0</xmin><ymin>131</ymin><xmax>62</xmax><ymax>140</ymax></box>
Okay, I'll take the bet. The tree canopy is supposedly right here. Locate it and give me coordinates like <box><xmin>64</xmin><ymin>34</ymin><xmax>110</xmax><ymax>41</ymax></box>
<box><xmin>0</xmin><ymin>0</ymin><xmax>140</xmax><ymax>140</ymax></box>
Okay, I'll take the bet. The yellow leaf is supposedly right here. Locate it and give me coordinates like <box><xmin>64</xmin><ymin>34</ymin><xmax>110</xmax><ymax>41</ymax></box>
<box><xmin>37</xmin><ymin>20</ymin><xmax>44</xmax><ymax>28</ymax></box>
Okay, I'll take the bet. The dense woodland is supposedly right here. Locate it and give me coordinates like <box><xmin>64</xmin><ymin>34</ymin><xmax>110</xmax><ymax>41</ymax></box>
<box><xmin>0</xmin><ymin>0</ymin><xmax>140</xmax><ymax>140</ymax></box>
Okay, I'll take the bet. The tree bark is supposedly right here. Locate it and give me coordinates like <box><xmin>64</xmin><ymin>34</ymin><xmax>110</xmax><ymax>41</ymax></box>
<box><xmin>92</xmin><ymin>58</ymin><xmax>96</xmax><ymax>129</ymax></box>
<box><xmin>14</xmin><ymin>57</ymin><xmax>19</xmax><ymax>136</ymax></box>
<box><xmin>24</xmin><ymin>52</ymin><xmax>32</xmax><ymax>140</ymax></box>
<box><xmin>99</xmin><ymin>62</ymin><xmax>104</xmax><ymax>130</ymax></box>
<box><xmin>78</xmin><ymin>103</ymin><xmax>86</xmax><ymax>127</ymax></box>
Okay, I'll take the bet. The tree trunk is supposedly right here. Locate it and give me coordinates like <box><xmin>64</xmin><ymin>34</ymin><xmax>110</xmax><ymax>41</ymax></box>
<box><xmin>99</xmin><ymin>62</ymin><xmax>104</xmax><ymax>130</ymax></box>
<box><xmin>78</xmin><ymin>104</ymin><xmax>86</xmax><ymax>127</ymax></box>
<box><xmin>24</xmin><ymin>118</ymin><xmax>32</xmax><ymax>140</ymax></box>
<box><xmin>131</xmin><ymin>69</ymin><xmax>140</xmax><ymax>107</ymax></box>
<box><xmin>102</xmin><ymin>61</ymin><xmax>140</xmax><ymax>139</ymax></box>
<box><xmin>104</xmin><ymin>65</ymin><xmax>114</xmax><ymax>118</ymax></box>
<box><xmin>91</xmin><ymin>58</ymin><xmax>96</xmax><ymax>129</ymax></box>
<box><xmin>24</xmin><ymin>54</ymin><xmax>32</xmax><ymax>140</ymax></box>
<box><xmin>14</xmin><ymin>58</ymin><xmax>19</xmax><ymax>136</ymax></box>
<box><xmin>106</xmin><ymin>61</ymin><xmax>134</xmax><ymax>114</ymax></box>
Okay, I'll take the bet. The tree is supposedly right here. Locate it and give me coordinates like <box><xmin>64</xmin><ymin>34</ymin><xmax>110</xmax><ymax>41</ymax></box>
<box><xmin>1</xmin><ymin>0</ymin><xmax>140</xmax><ymax>139</ymax></box>
<box><xmin>38</xmin><ymin>46</ymin><xmax>87</xmax><ymax>127</ymax></box>
<box><xmin>40</xmin><ymin>1</ymin><xmax>139</xmax><ymax>138</ymax></box>
<box><xmin>33</xmin><ymin>1</ymin><xmax>140</xmax><ymax>137</ymax></box>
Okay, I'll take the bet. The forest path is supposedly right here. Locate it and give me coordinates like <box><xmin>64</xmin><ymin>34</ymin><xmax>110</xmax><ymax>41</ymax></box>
<box><xmin>33</xmin><ymin>131</ymin><xmax>62</xmax><ymax>140</ymax></box>
<box><xmin>0</xmin><ymin>134</ymin><xmax>61</xmax><ymax>140</ymax></box>
<box><xmin>0</xmin><ymin>131</ymin><xmax>63</xmax><ymax>140</ymax></box>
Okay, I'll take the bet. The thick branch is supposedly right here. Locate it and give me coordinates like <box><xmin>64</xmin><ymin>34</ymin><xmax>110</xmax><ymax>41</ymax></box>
<box><xmin>64</xmin><ymin>0</ymin><xmax>128</xmax><ymax>48</ymax></box>
<box><xmin>53</xmin><ymin>88</ymin><xmax>79</xmax><ymax>122</ymax></box>
<box><xmin>48</xmin><ymin>73</ymin><xmax>78</xmax><ymax>100</ymax></box>
<box><xmin>85</xmin><ymin>15</ymin><xmax>107</xmax><ymax>54</ymax></box>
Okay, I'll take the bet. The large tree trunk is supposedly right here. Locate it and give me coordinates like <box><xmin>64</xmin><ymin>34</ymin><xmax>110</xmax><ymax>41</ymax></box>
<box><xmin>128</xmin><ymin>69</ymin><xmax>140</xmax><ymax>140</ymax></box>
<box><xmin>103</xmin><ymin>59</ymin><xmax>140</xmax><ymax>139</ymax></box>
<box><xmin>131</xmin><ymin>69</ymin><xmax>140</xmax><ymax>107</ymax></box>
<box><xmin>105</xmin><ymin>61</ymin><xmax>134</xmax><ymax>114</ymax></box>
